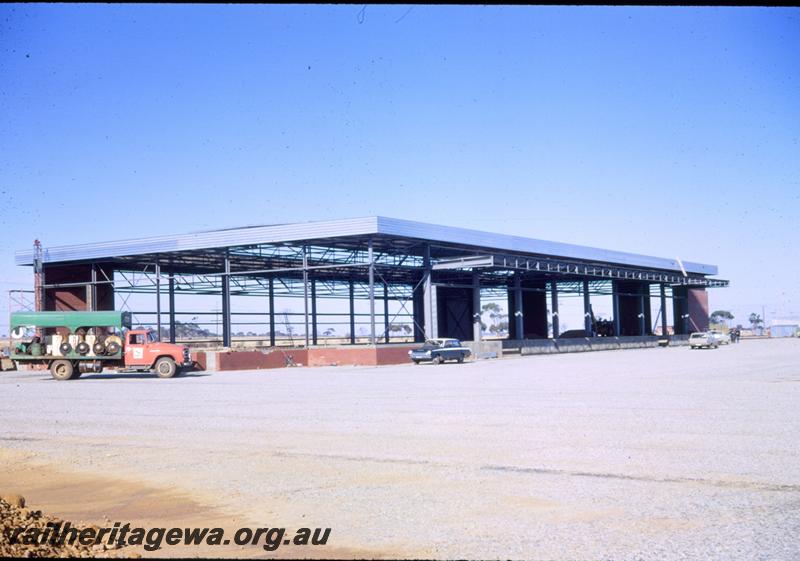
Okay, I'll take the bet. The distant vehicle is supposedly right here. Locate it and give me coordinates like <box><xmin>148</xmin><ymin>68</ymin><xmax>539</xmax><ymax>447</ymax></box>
<box><xmin>689</xmin><ymin>331</ymin><xmax>719</xmax><ymax>349</ymax></box>
<box><xmin>409</xmin><ymin>338</ymin><xmax>471</xmax><ymax>364</ymax></box>
<box><xmin>710</xmin><ymin>330</ymin><xmax>730</xmax><ymax>345</ymax></box>
<box><xmin>10</xmin><ymin>311</ymin><xmax>193</xmax><ymax>380</ymax></box>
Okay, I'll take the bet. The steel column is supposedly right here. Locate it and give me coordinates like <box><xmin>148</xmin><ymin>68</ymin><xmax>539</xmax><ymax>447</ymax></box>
<box><xmin>550</xmin><ymin>281</ymin><xmax>559</xmax><ymax>339</ymax></box>
<box><xmin>303</xmin><ymin>246</ymin><xmax>309</xmax><ymax>348</ymax></box>
<box><xmin>473</xmin><ymin>271</ymin><xmax>482</xmax><ymax>343</ymax></box>
<box><xmin>311</xmin><ymin>278</ymin><xmax>318</xmax><ymax>345</ymax></box>
<box><xmin>612</xmin><ymin>283</ymin><xmax>621</xmax><ymax>336</ymax></box>
<box><xmin>168</xmin><ymin>274</ymin><xmax>176</xmax><ymax>343</ymax></box>
<box><xmin>88</xmin><ymin>263</ymin><xmax>97</xmax><ymax>312</ymax></box>
<box><xmin>268</xmin><ymin>277</ymin><xmax>276</xmax><ymax>347</ymax></box>
<box><xmin>349</xmin><ymin>279</ymin><xmax>356</xmax><ymax>344</ymax></box>
<box><xmin>368</xmin><ymin>240</ymin><xmax>376</xmax><ymax>345</ymax></box>
<box><xmin>155</xmin><ymin>261</ymin><xmax>162</xmax><ymax>341</ymax></box>
<box><xmin>660</xmin><ymin>284</ymin><xmax>668</xmax><ymax>337</ymax></box>
<box><xmin>583</xmin><ymin>279</ymin><xmax>592</xmax><ymax>337</ymax></box>
<box><xmin>513</xmin><ymin>273</ymin><xmax>524</xmax><ymax>339</ymax></box>
<box><xmin>221</xmin><ymin>255</ymin><xmax>231</xmax><ymax>347</ymax></box>
<box><xmin>422</xmin><ymin>244</ymin><xmax>436</xmax><ymax>339</ymax></box>
<box><xmin>638</xmin><ymin>285</ymin><xmax>646</xmax><ymax>336</ymax></box>
<box><xmin>383</xmin><ymin>280</ymin><xmax>390</xmax><ymax>344</ymax></box>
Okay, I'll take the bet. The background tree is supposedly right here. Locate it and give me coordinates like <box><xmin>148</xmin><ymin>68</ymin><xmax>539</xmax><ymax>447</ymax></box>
<box><xmin>709</xmin><ymin>310</ymin><xmax>734</xmax><ymax>327</ymax></box>
<box><xmin>481</xmin><ymin>302</ymin><xmax>506</xmax><ymax>334</ymax></box>
<box><xmin>388</xmin><ymin>323</ymin><xmax>412</xmax><ymax>339</ymax></box>
<box><xmin>749</xmin><ymin>313</ymin><xmax>763</xmax><ymax>333</ymax></box>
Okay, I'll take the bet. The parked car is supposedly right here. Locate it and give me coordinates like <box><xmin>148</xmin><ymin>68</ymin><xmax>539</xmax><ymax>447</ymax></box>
<box><xmin>409</xmin><ymin>338</ymin><xmax>471</xmax><ymax>364</ymax></box>
<box><xmin>709</xmin><ymin>330</ymin><xmax>730</xmax><ymax>345</ymax></box>
<box><xmin>689</xmin><ymin>331</ymin><xmax>719</xmax><ymax>349</ymax></box>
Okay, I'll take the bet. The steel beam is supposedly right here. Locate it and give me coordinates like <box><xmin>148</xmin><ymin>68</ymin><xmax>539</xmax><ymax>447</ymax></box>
<box><xmin>432</xmin><ymin>255</ymin><xmax>495</xmax><ymax>270</ymax></box>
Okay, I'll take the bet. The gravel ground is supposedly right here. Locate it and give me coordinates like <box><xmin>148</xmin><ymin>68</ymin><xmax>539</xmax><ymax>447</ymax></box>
<box><xmin>1</xmin><ymin>339</ymin><xmax>799</xmax><ymax>560</ymax></box>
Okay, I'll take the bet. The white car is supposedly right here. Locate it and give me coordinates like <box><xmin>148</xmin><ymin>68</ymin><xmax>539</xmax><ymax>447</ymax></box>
<box><xmin>710</xmin><ymin>330</ymin><xmax>730</xmax><ymax>345</ymax></box>
<box><xmin>689</xmin><ymin>331</ymin><xmax>719</xmax><ymax>349</ymax></box>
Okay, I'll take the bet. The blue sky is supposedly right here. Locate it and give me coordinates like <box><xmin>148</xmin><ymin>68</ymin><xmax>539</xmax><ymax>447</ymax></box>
<box><xmin>1</xmin><ymin>5</ymin><xmax>798</xmax><ymax>334</ymax></box>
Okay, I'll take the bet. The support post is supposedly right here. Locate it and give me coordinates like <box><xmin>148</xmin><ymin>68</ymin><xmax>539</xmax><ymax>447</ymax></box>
<box><xmin>168</xmin><ymin>274</ymin><xmax>176</xmax><ymax>343</ymax></box>
<box><xmin>88</xmin><ymin>263</ymin><xmax>97</xmax><ymax>312</ymax></box>
<box><xmin>638</xmin><ymin>285</ymin><xmax>646</xmax><ymax>336</ymax></box>
<box><xmin>514</xmin><ymin>273</ymin><xmax>524</xmax><ymax>340</ymax></box>
<box><xmin>550</xmin><ymin>281</ymin><xmax>559</xmax><ymax>339</ymax></box>
<box><xmin>303</xmin><ymin>246</ymin><xmax>309</xmax><ymax>348</ymax></box>
<box><xmin>422</xmin><ymin>244</ymin><xmax>436</xmax><ymax>340</ymax></box>
<box><xmin>612</xmin><ymin>283</ymin><xmax>621</xmax><ymax>336</ymax></box>
<box><xmin>383</xmin><ymin>280</ymin><xmax>390</xmax><ymax>344</ymax></box>
<box><xmin>349</xmin><ymin>279</ymin><xmax>356</xmax><ymax>344</ymax></box>
<box><xmin>583</xmin><ymin>279</ymin><xmax>592</xmax><ymax>337</ymax></box>
<box><xmin>221</xmin><ymin>254</ymin><xmax>231</xmax><ymax>347</ymax></box>
<box><xmin>660</xmin><ymin>284</ymin><xmax>668</xmax><ymax>337</ymax></box>
<box><xmin>268</xmin><ymin>277</ymin><xmax>276</xmax><ymax>347</ymax></box>
<box><xmin>368</xmin><ymin>240</ymin><xmax>376</xmax><ymax>345</ymax></box>
<box><xmin>472</xmin><ymin>271</ymin><xmax>482</xmax><ymax>343</ymax></box>
<box><xmin>155</xmin><ymin>261</ymin><xmax>162</xmax><ymax>341</ymax></box>
<box><xmin>311</xmin><ymin>278</ymin><xmax>317</xmax><ymax>345</ymax></box>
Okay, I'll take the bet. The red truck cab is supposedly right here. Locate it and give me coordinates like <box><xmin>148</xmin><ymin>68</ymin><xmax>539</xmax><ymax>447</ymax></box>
<box><xmin>123</xmin><ymin>329</ymin><xmax>192</xmax><ymax>378</ymax></box>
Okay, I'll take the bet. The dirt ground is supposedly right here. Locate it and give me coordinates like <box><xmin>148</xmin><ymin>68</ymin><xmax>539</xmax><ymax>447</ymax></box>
<box><xmin>2</xmin><ymin>339</ymin><xmax>799</xmax><ymax>559</ymax></box>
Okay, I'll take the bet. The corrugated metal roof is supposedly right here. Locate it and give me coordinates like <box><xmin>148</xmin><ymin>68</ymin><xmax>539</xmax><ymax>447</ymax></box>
<box><xmin>14</xmin><ymin>216</ymin><xmax>717</xmax><ymax>275</ymax></box>
<box><xmin>15</xmin><ymin>217</ymin><xmax>378</xmax><ymax>266</ymax></box>
<box><xmin>376</xmin><ymin>217</ymin><xmax>716</xmax><ymax>275</ymax></box>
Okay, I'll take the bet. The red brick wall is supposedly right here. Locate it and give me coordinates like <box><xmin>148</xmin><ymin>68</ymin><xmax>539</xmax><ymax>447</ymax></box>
<box><xmin>190</xmin><ymin>351</ymin><xmax>206</xmax><ymax>371</ymax></box>
<box><xmin>217</xmin><ymin>349</ymin><xmax>308</xmax><ymax>370</ymax></box>
<box><xmin>376</xmin><ymin>346</ymin><xmax>417</xmax><ymax>365</ymax></box>
<box><xmin>307</xmin><ymin>347</ymin><xmax>377</xmax><ymax>366</ymax></box>
<box><xmin>210</xmin><ymin>345</ymin><xmax>420</xmax><ymax>371</ymax></box>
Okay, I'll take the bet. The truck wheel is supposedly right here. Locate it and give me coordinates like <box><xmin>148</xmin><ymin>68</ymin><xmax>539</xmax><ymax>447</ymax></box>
<box><xmin>412</xmin><ymin>359</ymin><xmax>420</xmax><ymax>365</ymax></box>
<box><xmin>434</xmin><ymin>355</ymin><xmax>444</xmax><ymax>365</ymax></box>
<box><xmin>457</xmin><ymin>353</ymin><xmax>465</xmax><ymax>363</ymax></box>
<box><xmin>154</xmin><ymin>357</ymin><xmax>177</xmax><ymax>378</ymax></box>
<box><xmin>50</xmin><ymin>360</ymin><xmax>75</xmax><ymax>381</ymax></box>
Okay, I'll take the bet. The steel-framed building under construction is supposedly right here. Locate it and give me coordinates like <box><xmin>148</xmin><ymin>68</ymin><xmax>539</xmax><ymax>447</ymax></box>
<box><xmin>13</xmin><ymin>217</ymin><xmax>727</xmax><ymax>354</ymax></box>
